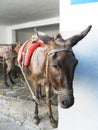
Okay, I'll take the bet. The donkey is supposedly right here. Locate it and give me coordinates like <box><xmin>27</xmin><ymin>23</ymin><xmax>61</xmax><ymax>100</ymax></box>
<box><xmin>0</xmin><ymin>44</ymin><xmax>17</xmax><ymax>87</ymax></box>
<box><xmin>14</xmin><ymin>25</ymin><xmax>92</xmax><ymax>128</ymax></box>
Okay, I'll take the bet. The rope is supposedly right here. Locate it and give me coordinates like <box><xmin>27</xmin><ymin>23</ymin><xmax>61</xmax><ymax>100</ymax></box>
<box><xmin>18</xmin><ymin>63</ymin><xmax>57</xmax><ymax>104</ymax></box>
<box><xmin>18</xmin><ymin>63</ymin><xmax>39</xmax><ymax>104</ymax></box>
<box><xmin>53</xmin><ymin>87</ymin><xmax>73</xmax><ymax>96</ymax></box>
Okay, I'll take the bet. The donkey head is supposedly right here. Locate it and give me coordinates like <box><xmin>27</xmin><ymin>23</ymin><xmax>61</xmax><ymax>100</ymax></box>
<box><xmin>36</xmin><ymin>25</ymin><xmax>92</xmax><ymax>109</ymax></box>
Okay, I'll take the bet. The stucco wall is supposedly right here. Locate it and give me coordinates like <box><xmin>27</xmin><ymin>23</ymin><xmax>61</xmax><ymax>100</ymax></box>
<box><xmin>6</xmin><ymin>17</ymin><xmax>59</xmax><ymax>44</ymax></box>
<box><xmin>59</xmin><ymin>1</ymin><xmax>98</xmax><ymax>130</ymax></box>
<box><xmin>0</xmin><ymin>26</ymin><xmax>7</xmax><ymax>44</ymax></box>
<box><xmin>16</xmin><ymin>24</ymin><xmax>59</xmax><ymax>44</ymax></box>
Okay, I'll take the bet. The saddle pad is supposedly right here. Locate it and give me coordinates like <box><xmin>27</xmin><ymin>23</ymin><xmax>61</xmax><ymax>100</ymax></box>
<box><xmin>17</xmin><ymin>39</ymin><xmax>31</xmax><ymax>64</ymax></box>
<box><xmin>0</xmin><ymin>46</ymin><xmax>10</xmax><ymax>57</ymax></box>
<box><xmin>24</xmin><ymin>41</ymin><xmax>45</xmax><ymax>66</ymax></box>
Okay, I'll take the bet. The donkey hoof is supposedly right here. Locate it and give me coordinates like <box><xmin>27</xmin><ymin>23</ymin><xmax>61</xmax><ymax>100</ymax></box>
<box><xmin>11</xmin><ymin>81</ymin><xmax>15</xmax><ymax>84</ymax></box>
<box><xmin>50</xmin><ymin>119</ymin><xmax>58</xmax><ymax>128</ymax></box>
<box><xmin>5</xmin><ymin>83</ymin><xmax>13</xmax><ymax>89</ymax></box>
<box><xmin>33</xmin><ymin>116</ymin><xmax>40</xmax><ymax>125</ymax></box>
<box><xmin>5</xmin><ymin>82</ymin><xmax>10</xmax><ymax>88</ymax></box>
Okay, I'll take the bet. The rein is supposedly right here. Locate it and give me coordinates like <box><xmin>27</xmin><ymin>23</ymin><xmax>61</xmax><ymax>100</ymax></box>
<box><xmin>47</xmin><ymin>88</ymin><xmax>73</xmax><ymax>102</ymax></box>
<box><xmin>18</xmin><ymin>63</ymin><xmax>39</xmax><ymax>104</ymax></box>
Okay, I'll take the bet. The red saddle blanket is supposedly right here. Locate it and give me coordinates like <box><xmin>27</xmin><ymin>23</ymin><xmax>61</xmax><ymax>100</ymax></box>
<box><xmin>17</xmin><ymin>40</ymin><xmax>45</xmax><ymax>66</ymax></box>
<box><xmin>17</xmin><ymin>39</ymin><xmax>31</xmax><ymax>64</ymax></box>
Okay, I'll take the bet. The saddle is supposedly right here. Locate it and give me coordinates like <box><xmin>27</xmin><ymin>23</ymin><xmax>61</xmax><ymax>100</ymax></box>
<box><xmin>17</xmin><ymin>39</ymin><xmax>45</xmax><ymax>67</ymax></box>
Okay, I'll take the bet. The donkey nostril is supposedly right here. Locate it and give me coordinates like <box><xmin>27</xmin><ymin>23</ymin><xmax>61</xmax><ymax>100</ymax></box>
<box><xmin>60</xmin><ymin>96</ymin><xmax>74</xmax><ymax>109</ymax></box>
<box><xmin>61</xmin><ymin>100</ymin><xmax>66</xmax><ymax>107</ymax></box>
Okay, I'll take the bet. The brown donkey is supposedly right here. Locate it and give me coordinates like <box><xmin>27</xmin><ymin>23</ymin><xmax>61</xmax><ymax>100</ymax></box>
<box><xmin>0</xmin><ymin>44</ymin><xmax>17</xmax><ymax>87</ymax></box>
<box><xmin>14</xmin><ymin>25</ymin><xmax>92</xmax><ymax>128</ymax></box>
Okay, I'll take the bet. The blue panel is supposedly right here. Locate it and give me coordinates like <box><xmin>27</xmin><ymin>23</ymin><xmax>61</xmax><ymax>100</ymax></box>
<box><xmin>71</xmin><ymin>0</ymin><xmax>98</xmax><ymax>5</ymax></box>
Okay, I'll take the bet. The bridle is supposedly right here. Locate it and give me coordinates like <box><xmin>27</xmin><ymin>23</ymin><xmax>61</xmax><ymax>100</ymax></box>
<box><xmin>46</xmin><ymin>47</ymin><xmax>73</xmax><ymax>96</ymax></box>
<box><xmin>48</xmin><ymin>47</ymin><xmax>72</xmax><ymax>56</ymax></box>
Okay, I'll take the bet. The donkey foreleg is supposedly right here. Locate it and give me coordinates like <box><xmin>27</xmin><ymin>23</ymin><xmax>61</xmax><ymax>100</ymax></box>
<box><xmin>3</xmin><ymin>63</ymin><xmax>9</xmax><ymax>87</ymax></box>
<box><xmin>6</xmin><ymin>60</ymin><xmax>15</xmax><ymax>85</ymax></box>
<box><xmin>33</xmin><ymin>86</ymin><xmax>40</xmax><ymax>125</ymax></box>
<box><xmin>8</xmin><ymin>71</ymin><xmax>15</xmax><ymax>84</ymax></box>
<box><xmin>45</xmin><ymin>85</ymin><xmax>58</xmax><ymax>128</ymax></box>
<box><xmin>4</xmin><ymin>72</ymin><xmax>9</xmax><ymax>87</ymax></box>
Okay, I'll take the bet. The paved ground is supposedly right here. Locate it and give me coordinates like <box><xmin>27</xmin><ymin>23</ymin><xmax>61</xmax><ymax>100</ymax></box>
<box><xmin>0</xmin><ymin>95</ymin><xmax>58</xmax><ymax>130</ymax></box>
<box><xmin>0</xmin><ymin>75</ymin><xmax>58</xmax><ymax>130</ymax></box>
<box><xmin>0</xmin><ymin>115</ymin><xmax>36</xmax><ymax>130</ymax></box>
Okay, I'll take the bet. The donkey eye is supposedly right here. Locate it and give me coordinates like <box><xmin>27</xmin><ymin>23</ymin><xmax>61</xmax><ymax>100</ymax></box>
<box><xmin>52</xmin><ymin>65</ymin><xmax>58</xmax><ymax>69</ymax></box>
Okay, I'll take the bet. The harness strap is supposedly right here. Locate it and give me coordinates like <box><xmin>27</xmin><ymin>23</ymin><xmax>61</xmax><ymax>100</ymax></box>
<box><xmin>48</xmin><ymin>47</ymin><xmax>72</xmax><ymax>56</ymax></box>
<box><xmin>53</xmin><ymin>87</ymin><xmax>73</xmax><ymax>95</ymax></box>
<box><xmin>18</xmin><ymin>63</ymin><xmax>39</xmax><ymax>104</ymax></box>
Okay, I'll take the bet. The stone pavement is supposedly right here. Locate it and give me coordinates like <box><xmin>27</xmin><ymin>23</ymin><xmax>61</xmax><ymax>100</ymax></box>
<box><xmin>0</xmin><ymin>78</ymin><xmax>58</xmax><ymax>130</ymax></box>
<box><xmin>0</xmin><ymin>115</ymin><xmax>36</xmax><ymax>130</ymax></box>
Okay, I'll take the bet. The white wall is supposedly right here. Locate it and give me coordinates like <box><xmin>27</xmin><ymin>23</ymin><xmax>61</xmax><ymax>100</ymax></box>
<box><xmin>0</xmin><ymin>26</ymin><xmax>7</xmax><ymax>44</ymax></box>
<box><xmin>60</xmin><ymin>0</ymin><xmax>98</xmax><ymax>30</ymax></box>
<box><xmin>6</xmin><ymin>17</ymin><xmax>59</xmax><ymax>43</ymax></box>
<box><xmin>59</xmin><ymin>1</ymin><xmax>98</xmax><ymax>130</ymax></box>
<box><xmin>16</xmin><ymin>24</ymin><xmax>59</xmax><ymax>44</ymax></box>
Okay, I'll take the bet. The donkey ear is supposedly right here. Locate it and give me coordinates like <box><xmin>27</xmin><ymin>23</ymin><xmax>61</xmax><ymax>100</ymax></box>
<box><xmin>66</xmin><ymin>25</ymin><xmax>92</xmax><ymax>47</ymax></box>
<box><xmin>16</xmin><ymin>41</ymin><xmax>21</xmax><ymax>46</ymax></box>
<box><xmin>34</xmin><ymin>28</ymin><xmax>52</xmax><ymax>44</ymax></box>
<box><xmin>56</xmin><ymin>33</ymin><xmax>62</xmax><ymax>39</ymax></box>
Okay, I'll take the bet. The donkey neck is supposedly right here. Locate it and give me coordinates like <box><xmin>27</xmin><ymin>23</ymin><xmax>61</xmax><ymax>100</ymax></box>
<box><xmin>30</xmin><ymin>45</ymin><xmax>48</xmax><ymax>76</ymax></box>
